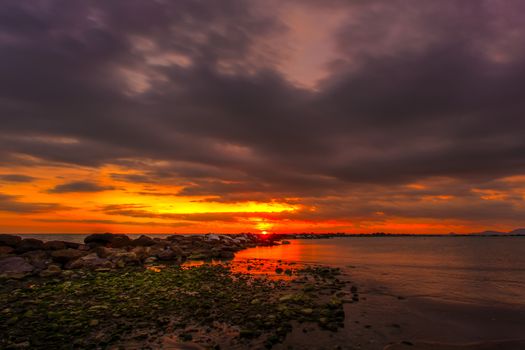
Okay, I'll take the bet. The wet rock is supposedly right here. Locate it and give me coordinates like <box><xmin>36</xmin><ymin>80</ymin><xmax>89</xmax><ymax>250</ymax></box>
<box><xmin>39</xmin><ymin>264</ymin><xmax>62</xmax><ymax>277</ymax></box>
<box><xmin>111</xmin><ymin>251</ymin><xmax>140</xmax><ymax>265</ymax></box>
<box><xmin>0</xmin><ymin>256</ymin><xmax>34</xmax><ymax>279</ymax></box>
<box><xmin>131</xmin><ymin>246</ymin><xmax>150</xmax><ymax>261</ymax></box>
<box><xmin>0</xmin><ymin>245</ymin><xmax>14</xmax><ymax>256</ymax></box>
<box><xmin>210</xmin><ymin>247</ymin><xmax>234</xmax><ymax>259</ymax></box>
<box><xmin>51</xmin><ymin>248</ymin><xmax>86</xmax><ymax>264</ymax></box>
<box><xmin>22</xmin><ymin>250</ymin><xmax>50</xmax><ymax>270</ymax></box>
<box><xmin>109</xmin><ymin>235</ymin><xmax>132</xmax><ymax>248</ymax></box>
<box><xmin>144</xmin><ymin>257</ymin><xmax>157</xmax><ymax>264</ymax></box>
<box><xmin>84</xmin><ymin>233</ymin><xmax>128</xmax><ymax>247</ymax></box>
<box><xmin>64</xmin><ymin>241</ymin><xmax>81</xmax><ymax>249</ymax></box>
<box><xmin>219</xmin><ymin>250</ymin><xmax>234</xmax><ymax>259</ymax></box>
<box><xmin>301</xmin><ymin>308</ymin><xmax>314</xmax><ymax>315</ymax></box>
<box><xmin>132</xmin><ymin>235</ymin><xmax>156</xmax><ymax>246</ymax></box>
<box><xmin>15</xmin><ymin>238</ymin><xmax>44</xmax><ymax>253</ymax></box>
<box><xmin>68</xmin><ymin>253</ymin><xmax>113</xmax><ymax>269</ymax></box>
<box><xmin>94</xmin><ymin>246</ymin><xmax>114</xmax><ymax>258</ymax></box>
<box><xmin>157</xmin><ymin>248</ymin><xmax>178</xmax><ymax>261</ymax></box>
<box><xmin>43</xmin><ymin>240</ymin><xmax>67</xmax><ymax>250</ymax></box>
<box><xmin>187</xmin><ymin>253</ymin><xmax>208</xmax><ymax>260</ymax></box>
<box><xmin>0</xmin><ymin>234</ymin><xmax>22</xmax><ymax>247</ymax></box>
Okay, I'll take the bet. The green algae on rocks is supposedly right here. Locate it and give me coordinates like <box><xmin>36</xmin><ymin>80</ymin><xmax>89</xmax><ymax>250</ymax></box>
<box><xmin>0</xmin><ymin>263</ymin><xmax>348</xmax><ymax>349</ymax></box>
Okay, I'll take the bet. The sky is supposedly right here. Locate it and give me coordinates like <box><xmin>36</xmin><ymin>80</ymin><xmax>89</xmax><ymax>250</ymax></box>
<box><xmin>1</xmin><ymin>0</ymin><xmax>525</xmax><ymax>234</ymax></box>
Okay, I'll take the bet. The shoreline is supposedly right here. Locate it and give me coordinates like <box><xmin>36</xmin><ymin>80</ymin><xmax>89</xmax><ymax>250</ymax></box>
<box><xmin>0</xmin><ymin>233</ymin><xmax>352</xmax><ymax>349</ymax></box>
<box><xmin>2</xmin><ymin>234</ymin><xmax>524</xmax><ymax>349</ymax></box>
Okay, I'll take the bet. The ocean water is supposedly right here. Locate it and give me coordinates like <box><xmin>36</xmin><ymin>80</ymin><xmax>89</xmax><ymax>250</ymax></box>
<box><xmin>235</xmin><ymin>237</ymin><xmax>525</xmax><ymax>307</ymax></box>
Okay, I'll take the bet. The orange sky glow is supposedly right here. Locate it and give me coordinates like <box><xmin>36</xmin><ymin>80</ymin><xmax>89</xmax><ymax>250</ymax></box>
<box><xmin>1</xmin><ymin>1</ymin><xmax>524</xmax><ymax>234</ymax></box>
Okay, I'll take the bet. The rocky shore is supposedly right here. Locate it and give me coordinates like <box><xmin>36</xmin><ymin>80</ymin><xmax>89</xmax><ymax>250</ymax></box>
<box><xmin>0</xmin><ymin>234</ymin><xmax>354</xmax><ymax>349</ymax></box>
<box><xmin>0</xmin><ymin>233</ymin><xmax>277</xmax><ymax>279</ymax></box>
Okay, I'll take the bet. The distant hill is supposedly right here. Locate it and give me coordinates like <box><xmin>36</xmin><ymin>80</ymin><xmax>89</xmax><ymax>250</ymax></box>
<box><xmin>509</xmin><ymin>228</ymin><xmax>525</xmax><ymax>235</ymax></box>
<box><xmin>474</xmin><ymin>228</ymin><xmax>525</xmax><ymax>236</ymax></box>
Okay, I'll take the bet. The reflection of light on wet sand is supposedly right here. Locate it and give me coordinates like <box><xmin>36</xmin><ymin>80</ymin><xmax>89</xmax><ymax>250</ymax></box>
<box><xmin>145</xmin><ymin>266</ymin><xmax>162</xmax><ymax>272</ymax></box>
<box><xmin>181</xmin><ymin>258</ymin><xmax>303</xmax><ymax>281</ymax></box>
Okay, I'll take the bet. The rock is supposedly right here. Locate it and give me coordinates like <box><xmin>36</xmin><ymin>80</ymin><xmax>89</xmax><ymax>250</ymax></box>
<box><xmin>0</xmin><ymin>234</ymin><xmax>21</xmax><ymax>247</ymax></box>
<box><xmin>64</xmin><ymin>241</ymin><xmax>81</xmax><ymax>249</ymax></box>
<box><xmin>109</xmin><ymin>236</ymin><xmax>132</xmax><ymax>248</ymax></box>
<box><xmin>131</xmin><ymin>246</ymin><xmax>150</xmax><ymax>261</ymax></box>
<box><xmin>144</xmin><ymin>257</ymin><xmax>157</xmax><ymax>264</ymax></box>
<box><xmin>68</xmin><ymin>253</ymin><xmax>113</xmax><ymax>270</ymax></box>
<box><xmin>94</xmin><ymin>246</ymin><xmax>113</xmax><ymax>258</ymax></box>
<box><xmin>301</xmin><ymin>308</ymin><xmax>313</xmax><ymax>315</ymax></box>
<box><xmin>0</xmin><ymin>246</ymin><xmax>14</xmax><ymax>256</ymax></box>
<box><xmin>219</xmin><ymin>250</ymin><xmax>234</xmax><ymax>259</ymax></box>
<box><xmin>132</xmin><ymin>235</ymin><xmax>156</xmax><ymax>246</ymax></box>
<box><xmin>204</xmin><ymin>234</ymin><xmax>221</xmax><ymax>241</ymax></box>
<box><xmin>15</xmin><ymin>238</ymin><xmax>44</xmax><ymax>253</ymax></box>
<box><xmin>169</xmin><ymin>245</ymin><xmax>185</xmax><ymax>256</ymax></box>
<box><xmin>43</xmin><ymin>240</ymin><xmax>67</xmax><ymax>250</ymax></box>
<box><xmin>84</xmin><ymin>233</ymin><xmax>129</xmax><ymax>247</ymax></box>
<box><xmin>0</xmin><ymin>256</ymin><xmax>34</xmax><ymax>279</ymax></box>
<box><xmin>39</xmin><ymin>264</ymin><xmax>62</xmax><ymax>277</ymax></box>
<box><xmin>187</xmin><ymin>253</ymin><xmax>209</xmax><ymax>260</ymax></box>
<box><xmin>51</xmin><ymin>249</ymin><xmax>85</xmax><ymax>263</ymax></box>
<box><xmin>22</xmin><ymin>250</ymin><xmax>50</xmax><ymax>270</ymax></box>
<box><xmin>111</xmin><ymin>251</ymin><xmax>140</xmax><ymax>265</ymax></box>
<box><xmin>157</xmin><ymin>248</ymin><xmax>178</xmax><ymax>261</ymax></box>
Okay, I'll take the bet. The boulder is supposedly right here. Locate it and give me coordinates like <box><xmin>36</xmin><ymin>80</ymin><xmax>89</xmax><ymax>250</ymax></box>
<box><xmin>68</xmin><ymin>253</ymin><xmax>113</xmax><ymax>270</ymax></box>
<box><xmin>109</xmin><ymin>236</ymin><xmax>132</xmax><ymax>248</ymax></box>
<box><xmin>51</xmin><ymin>249</ymin><xmax>86</xmax><ymax>264</ymax></box>
<box><xmin>93</xmin><ymin>246</ymin><xmax>111</xmax><ymax>258</ymax></box>
<box><xmin>111</xmin><ymin>251</ymin><xmax>140</xmax><ymax>265</ymax></box>
<box><xmin>22</xmin><ymin>250</ymin><xmax>50</xmax><ymax>270</ymax></box>
<box><xmin>43</xmin><ymin>240</ymin><xmax>67</xmax><ymax>250</ymax></box>
<box><xmin>64</xmin><ymin>241</ymin><xmax>81</xmax><ymax>249</ymax></box>
<box><xmin>157</xmin><ymin>248</ymin><xmax>179</xmax><ymax>261</ymax></box>
<box><xmin>204</xmin><ymin>234</ymin><xmax>221</xmax><ymax>241</ymax></box>
<box><xmin>0</xmin><ymin>246</ymin><xmax>14</xmax><ymax>256</ymax></box>
<box><xmin>84</xmin><ymin>233</ymin><xmax>129</xmax><ymax>247</ymax></box>
<box><xmin>131</xmin><ymin>235</ymin><xmax>156</xmax><ymax>246</ymax></box>
<box><xmin>39</xmin><ymin>264</ymin><xmax>62</xmax><ymax>277</ymax></box>
<box><xmin>0</xmin><ymin>256</ymin><xmax>34</xmax><ymax>279</ymax></box>
<box><xmin>0</xmin><ymin>234</ymin><xmax>21</xmax><ymax>247</ymax></box>
<box><xmin>131</xmin><ymin>246</ymin><xmax>150</xmax><ymax>261</ymax></box>
<box><xmin>15</xmin><ymin>238</ymin><xmax>44</xmax><ymax>253</ymax></box>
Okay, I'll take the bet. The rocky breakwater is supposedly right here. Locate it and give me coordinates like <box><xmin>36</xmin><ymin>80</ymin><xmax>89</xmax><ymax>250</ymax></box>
<box><xmin>0</xmin><ymin>233</ymin><xmax>275</xmax><ymax>280</ymax></box>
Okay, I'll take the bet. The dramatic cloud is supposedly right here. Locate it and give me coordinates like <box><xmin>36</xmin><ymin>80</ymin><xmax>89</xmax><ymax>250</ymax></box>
<box><xmin>0</xmin><ymin>193</ymin><xmax>66</xmax><ymax>214</ymax></box>
<box><xmin>0</xmin><ymin>0</ymin><xmax>524</xmax><ymax>233</ymax></box>
<box><xmin>47</xmin><ymin>181</ymin><xmax>115</xmax><ymax>194</ymax></box>
<box><xmin>0</xmin><ymin>174</ymin><xmax>36</xmax><ymax>183</ymax></box>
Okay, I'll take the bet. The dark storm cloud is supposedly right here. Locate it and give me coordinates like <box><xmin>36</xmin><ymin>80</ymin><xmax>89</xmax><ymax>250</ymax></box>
<box><xmin>0</xmin><ymin>193</ymin><xmax>67</xmax><ymax>213</ymax></box>
<box><xmin>1</xmin><ymin>0</ymin><xmax>525</xmax><ymax>224</ymax></box>
<box><xmin>37</xmin><ymin>218</ymin><xmax>191</xmax><ymax>227</ymax></box>
<box><xmin>0</xmin><ymin>174</ymin><xmax>36</xmax><ymax>182</ymax></box>
<box><xmin>47</xmin><ymin>181</ymin><xmax>115</xmax><ymax>193</ymax></box>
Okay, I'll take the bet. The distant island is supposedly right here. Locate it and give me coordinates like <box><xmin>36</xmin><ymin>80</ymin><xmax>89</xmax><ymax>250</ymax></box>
<box><xmin>272</xmin><ymin>228</ymin><xmax>525</xmax><ymax>239</ymax></box>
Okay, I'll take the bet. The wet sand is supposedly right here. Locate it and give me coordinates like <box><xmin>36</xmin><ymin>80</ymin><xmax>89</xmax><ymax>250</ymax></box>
<box><xmin>273</xmin><ymin>269</ymin><xmax>525</xmax><ymax>350</ymax></box>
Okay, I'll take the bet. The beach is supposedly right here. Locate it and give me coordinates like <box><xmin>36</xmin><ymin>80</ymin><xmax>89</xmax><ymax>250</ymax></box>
<box><xmin>2</xmin><ymin>234</ymin><xmax>525</xmax><ymax>349</ymax></box>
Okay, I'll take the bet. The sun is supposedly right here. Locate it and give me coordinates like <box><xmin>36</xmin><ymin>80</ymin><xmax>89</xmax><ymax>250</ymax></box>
<box><xmin>261</xmin><ymin>230</ymin><xmax>268</xmax><ymax>235</ymax></box>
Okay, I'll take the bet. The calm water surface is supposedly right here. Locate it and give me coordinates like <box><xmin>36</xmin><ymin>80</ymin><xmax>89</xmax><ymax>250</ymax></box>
<box><xmin>236</xmin><ymin>237</ymin><xmax>525</xmax><ymax>307</ymax></box>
